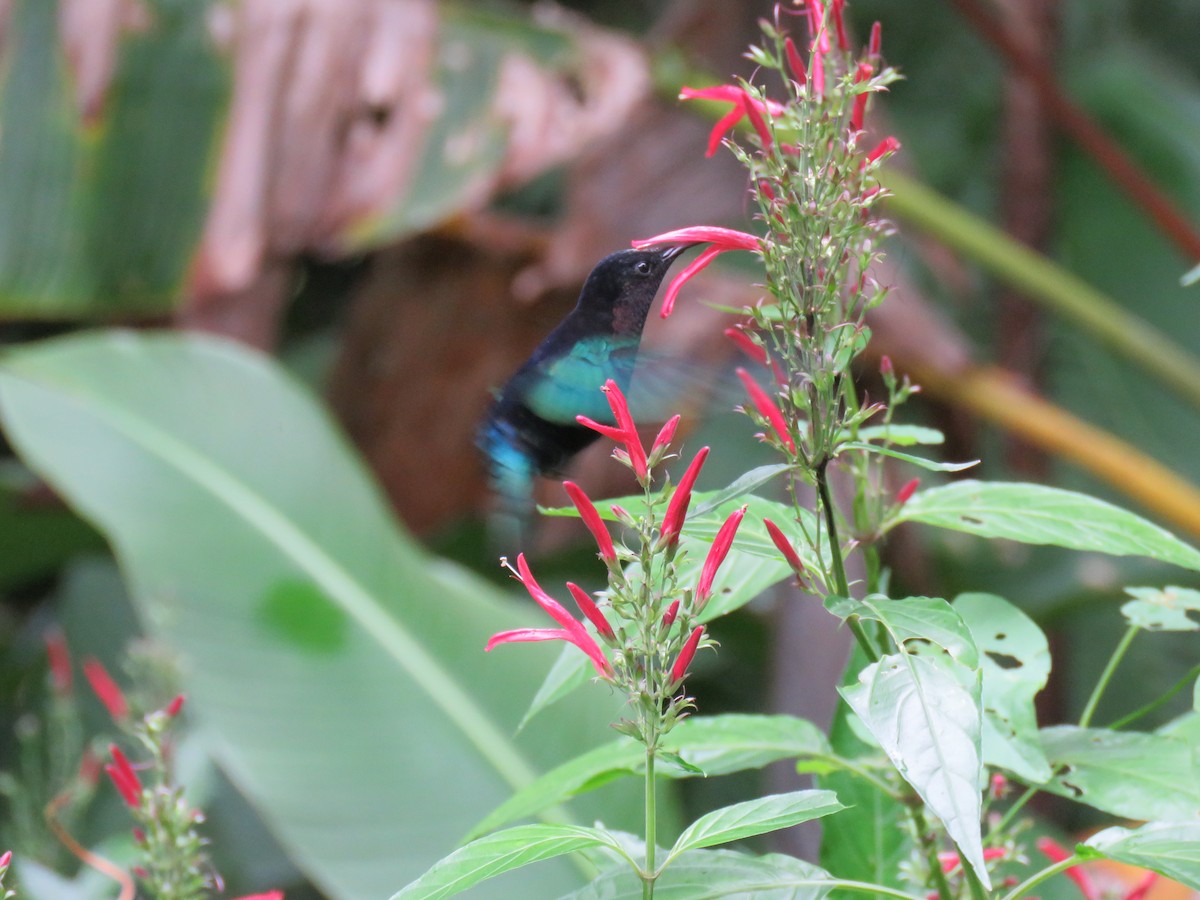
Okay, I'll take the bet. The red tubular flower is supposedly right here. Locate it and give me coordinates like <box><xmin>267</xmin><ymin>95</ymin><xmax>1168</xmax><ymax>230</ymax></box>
<box><xmin>741</xmin><ymin>92</ymin><xmax>772</xmax><ymax>149</ymax></box>
<box><xmin>869</xmin><ymin>21</ymin><xmax>883</xmax><ymax>59</ymax></box>
<box><xmin>165</xmin><ymin>694</ymin><xmax>186</xmax><ymax>718</ymax></box>
<box><xmin>632</xmin><ymin>226</ymin><xmax>761</xmax><ymax>318</ymax></box>
<box><xmin>577</xmin><ymin>380</ymin><xmax>648</xmax><ymax>482</ymax></box>
<box><xmin>763</xmin><ymin>518</ymin><xmax>805</xmax><ymax>575</ymax></box>
<box><xmin>736</xmin><ymin>368</ymin><xmax>796</xmax><ymax>453</ymax></box>
<box><xmin>725</xmin><ymin>327</ymin><xmax>768</xmax><ymax>366</ymax></box>
<box><xmin>105</xmin><ymin>744</ymin><xmax>143</xmax><ymax>808</ymax></box>
<box><xmin>1123</xmin><ymin>872</ymin><xmax>1158</xmax><ymax>900</ymax></box>
<box><xmin>784</xmin><ymin>37</ymin><xmax>807</xmax><ymax>86</ymax></box>
<box><xmin>850</xmin><ymin>62</ymin><xmax>873</xmax><ymax>133</ymax></box>
<box><xmin>563</xmin><ymin>481</ymin><xmax>617</xmax><ymax>564</ymax></box>
<box><xmin>660</xmin><ymin>446</ymin><xmax>710</xmax><ymax>548</ymax></box>
<box><xmin>938</xmin><ymin>847</ymin><xmax>1007</xmax><ymax>874</ymax></box>
<box><xmin>0</xmin><ymin>851</ymin><xmax>11</xmax><ymax>870</ymax></box>
<box><xmin>44</xmin><ymin>628</ymin><xmax>72</xmax><ymax>694</ymax></box>
<box><xmin>811</xmin><ymin>50</ymin><xmax>825</xmax><ymax>97</ymax></box>
<box><xmin>679</xmin><ymin>85</ymin><xmax>786</xmax><ymax>158</ymax></box>
<box><xmin>83</xmin><ymin>658</ymin><xmax>129</xmax><ymax>721</ymax></box>
<box><xmin>233</xmin><ymin>893</ymin><xmax>285</xmax><ymax>900</ymax></box>
<box><xmin>1036</xmin><ymin>837</ymin><xmax>1099</xmax><ymax>900</ymax></box>
<box><xmin>566</xmin><ymin>583</ymin><xmax>616</xmax><ymax>641</ymax></box>
<box><xmin>864</xmin><ymin>136</ymin><xmax>901</xmax><ymax>165</ymax></box>
<box><xmin>662</xmin><ymin>599</ymin><xmax>680</xmax><ymax>627</ymax></box>
<box><xmin>671</xmin><ymin>626</ymin><xmax>705</xmax><ymax>684</ymax></box>
<box><xmin>487</xmin><ymin>554</ymin><xmax>612</xmax><ymax>677</ymax></box>
<box><xmin>896</xmin><ymin>477</ymin><xmax>920</xmax><ymax>506</ymax></box>
<box><xmin>831</xmin><ymin>0</ymin><xmax>849</xmax><ymax>50</ymax></box>
<box><xmin>697</xmin><ymin>506</ymin><xmax>747</xmax><ymax>603</ymax></box>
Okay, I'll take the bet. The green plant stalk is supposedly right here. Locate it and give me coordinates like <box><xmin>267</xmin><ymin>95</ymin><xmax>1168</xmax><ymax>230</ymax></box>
<box><xmin>910</xmin><ymin>804</ymin><xmax>954</xmax><ymax>900</ymax></box>
<box><xmin>1108</xmin><ymin>661</ymin><xmax>1200</xmax><ymax>729</ymax></box>
<box><xmin>644</xmin><ymin>747</ymin><xmax>656</xmax><ymax>900</ymax></box>
<box><xmin>964</xmin><ymin>861</ymin><xmax>988</xmax><ymax>900</ymax></box>
<box><xmin>992</xmin><ymin>782</ymin><xmax>1041</xmax><ymax>835</ymax></box>
<box><xmin>1079</xmin><ymin>624</ymin><xmax>1139</xmax><ymax>728</ymax></box>
<box><xmin>1000</xmin><ymin>856</ymin><xmax>1082</xmax><ymax>900</ymax></box>
<box><xmin>815</xmin><ymin>462</ymin><xmax>878</xmax><ymax>662</ymax></box>
<box><xmin>883</xmin><ymin>170</ymin><xmax>1200</xmax><ymax>412</ymax></box>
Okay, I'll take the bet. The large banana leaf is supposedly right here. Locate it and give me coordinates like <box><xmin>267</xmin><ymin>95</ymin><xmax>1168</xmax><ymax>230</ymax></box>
<box><xmin>0</xmin><ymin>330</ymin><xmax>638</xmax><ymax>899</ymax></box>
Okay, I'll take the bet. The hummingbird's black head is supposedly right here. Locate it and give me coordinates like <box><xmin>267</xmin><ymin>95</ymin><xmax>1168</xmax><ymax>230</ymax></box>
<box><xmin>576</xmin><ymin>245</ymin><xmax>694</xmax><ymax>335</ymax></box>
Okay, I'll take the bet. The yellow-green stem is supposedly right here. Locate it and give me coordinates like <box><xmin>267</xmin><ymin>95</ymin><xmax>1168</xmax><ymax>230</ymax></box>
<box><xmin>1079</xmin><ymin>624</ymin><xmax>1139</xmax><ymax>728</ymax></box>
<box><xmin>644</xmin><ymin>747</ymin><xmax>656</xmax><ymax>899</ymax></box>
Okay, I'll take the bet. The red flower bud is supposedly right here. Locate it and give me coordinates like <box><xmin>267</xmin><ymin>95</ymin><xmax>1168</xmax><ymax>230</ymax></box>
<box><xmin>880</xmin><ymin>355</ymin><xmax>893</xmax><ymax>376</ymax></box>
<box><xmin>831</xmin><ymin>0</ymin><xmax>849</xmax><ymax>50</ymax></box>
<box><xmin>736</xmin><ymin>368</ymin><xmax>796</xmax><ymax>454</ymax></box>
<box><xmin>84</xmin><ymin>658</ymin><xmax>129</xmax><ymax>721</ymax></box>
<box><xmin>784</xmin><ymin>37</ymin><xmax>807</xmax><ymax>86</ymax></box>
<box><xmin>566</xmin><ymin>583</ymin><xmax>615</xmax><ymax>641</ymax></box>
<box><xmin>44</xmin><ymin>628</ymin><xmax>72</xmax><ymax>694</ymax></box>
<box><xmin>864</xmin><ymin>136</ymin><xmax>900</xmax><ymax>165</ymax></box>
<box><xmin>741</xmin><ymin>92</ymin><xmax>772</xmax><ymax>149</ymax></box>
<box><xmin>660</xmin><ymin>447</ymin><xmax>710</xmax><ymax>548</ymax></box>
<box><xmin>166</xmin><ymin>694</ymin><xmax>186</xmax><ymax>718</ymax></box>
<box><xmin>868</xmin><ymin>21</ymin><xmax>883</xmax><ymax>59</ymax></box>
<box><xmin>896</xmin><ymin>478</ymin><xmax>920</xmax><ymax>506</ymax></box>
<box><xmin>697</xmin><ymin>506</ymin><xmax>747</xmax><ymax>603</ymax></box>
<box><xmin>850</xmin><ymin>62</ymin><xmax>873</xmax><ymax>133</ymax></box>
<box><xmin>651</xmin><ymin>415</ymin><xmax>681</xmax><ymax>457</ymax></box>
<box><xmin>763</xmin><ymin>518</ymin><xmax>805</xmax><ymax>575</ymax></box>
<box><xmin>105</xmin><ymin>744</ymin><xmax>143</xmax><ymax>808</ymax></box>
<box><xmin>662</xmin><ymin>599</ymin><xmax>680</xmax><ymax>627</ymax></box>
<box><xmin>724</xmin><ymin>327</ymin><xmax>767</xmax><ymax>366</ymax></box>
<box><xmin>671</xmin><ymin>626</ymin><xmax>705</xmax><ymax>684</ymax></box>
<box><xmin>563</xmin><ymin>481</ymin><xmax>617</xmax><ymax>564</ymax></box>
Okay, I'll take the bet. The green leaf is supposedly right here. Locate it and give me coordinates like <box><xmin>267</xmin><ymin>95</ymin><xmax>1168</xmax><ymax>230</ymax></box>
<box><xmin>953</xmin><ymin>593</ymin><xmax>1053</xmax><ymax>783</ymax></box>
<box><xmin>1083</xmin><ymin>821</ymin><xmax>1200</xmax><ymax>891</ymax></box>
<box><xmin>468</xmin><ymin>715</ymin><xmax>831</xmax><ymax>841</ymax></box>
<box><xmin>896</xmin><ymin>481</ymin><xmax>1200</xmax><ymax>571</ymax></box>
<box><xmin>1040</xmin><ymin>726</ymin><xmax>1200</xmax><ymax>820</ymax></box>
<box><xmin>567</xmin><ymin>848</ymin><xmax>836</xmax><ymax>899</ymax></box>
<box><xmin>826</xmin><ymin>595</ymin><xmax>978</xmax><ymax>667</ymax></box>
<box><xmin>390</xmin><ymin>824</ymin><xmax>627</xmax><ymax>900</ymax></box>
<box><xmin>1121</xmin><ymin>585</ymin><xmax>1200</xmax><ymax>631</ymax></box>
<box><xmin>667</xmin><ymin>790</ymin><xmax>843</xmax><ymax>860</ymax></box>
<box><xmin>517</xmin><ymin>643</ymin><xmax>594</xmax><ymax>731</ymax></box>
<box><xmin>840</xmin><ymin>652</ymin><xmax>990</xmax><ymax>889</ymax></box>
<box><xmin>851</xmin><ymin>425</ymin><xmax>945</xmax><ymax>446</ymax></box>
<box><xmin>689</xmin><ymin>464</ymin><xmax>791</xmax><ymax>517</ymax></box>
<box><xmin>0</xmin><ymin>331</ymin><xmax>638</xmax><ymax>899</ymax></box>
<box><xmin>838</xmin><ymin>442</ymin><xmax>977</xmax><ymax>472</ymax></box>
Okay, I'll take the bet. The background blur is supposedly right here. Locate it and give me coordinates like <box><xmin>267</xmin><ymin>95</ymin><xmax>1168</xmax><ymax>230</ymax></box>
<box><xmin>1</xmin><ymin>1</ymin><xmax>1199</xmax><ymax>897</ymax></box>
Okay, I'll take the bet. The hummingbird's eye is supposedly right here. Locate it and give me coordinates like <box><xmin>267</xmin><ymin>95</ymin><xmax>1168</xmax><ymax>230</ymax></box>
<box><xmin>635</xmin><ymin>260</ymin><xmax>653</xmax><ymax>275</ymax></box>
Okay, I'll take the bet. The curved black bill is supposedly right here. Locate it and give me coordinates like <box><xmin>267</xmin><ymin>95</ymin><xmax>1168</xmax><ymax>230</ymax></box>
<box><xmin>660</xmin><ymin>243</ymin><xmax>697</xmax><ymax>264</ymax></box>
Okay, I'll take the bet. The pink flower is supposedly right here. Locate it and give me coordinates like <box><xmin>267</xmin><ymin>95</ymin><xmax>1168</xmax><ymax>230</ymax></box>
<box><xmin>487</xmin><ymin>554</ymin><xmax>612</xmax><ymax>677</ymax></box>
<box><xmin>697</xmin><ymin>506</ymin><xmax>747</xmax><ymax>604</ymax></box>
<box><xmin>105</xmin><ymin>744</ymin><xmax>143</xmax><ymax>808</ymax></box>
<box><xmin>165</xmin><ymin>694</ymin><xmax>186</xmax><ymax>718</ymax></box>
<box><xmin>671</xmin><ymin>626</ymin><xmax>706</xmax><ymax>684</ymax></box>
<box><xmin>1035</xmin><ymin>837</ymin><xmax>1098</xmax><ymax>900</ymax></box>
<box><xmin>895</xmin><ymin>478</ymin><xmax>920</xmax><ymax>506</ymax></box>
<box><xmin>763</xmin><ymin>518</ymin><xmax>805</xmax><ymax>576</ymax></box>
<box><xmin>660</xmin><ymin>446</ymin><xmax>710</xmax><ymax>549</ymax></box>
<box><xmin>850</xmin><ymin>62</ymin><xmax>873</xmax><ymax>133</ymax></box>
<box><xmin>0</xmin><ymin>851</ymin><xmax>11</xmax><ymax>870</ymax></box>
<box><xmin>84</xmin><ymin>658</ymin><xmax>129</xmax><ymax>721</ymax></box>
<box><xmin>736</xmin><ymin>368</ymin><xmax>797</xmax><ymax>454</ymax></box>
<box><xmin>563</xmin><ymin>481</ymin><xmax>617</xmax><ymax>564</ymax></box>
<box><xmin>44</xmin><ymin>628</ymin><xmax>72</xmax><ymax>694</ymax></box>
<box><xmin>577</xmin><ymin>380</ymin><xmax>648</xmax><ymax>482</ymax></box>
<box><xmin>989</xmin><ymin>772</ymin><xmax>1008</xmax><ymax>799</ymax></box>
<box><xmin>632</xmin><ymin>226</ymin><xmax>760</xmax><ymax>318</ymax></box>
<box><xmin>679</xmin><ymin>85</ymin><xmax>785</xmax><ymax>158</ymax></box>
<box><xmin>566</xmin><ymin>583</ymin><xmax>615</xmax><ymax>641</ymax></box>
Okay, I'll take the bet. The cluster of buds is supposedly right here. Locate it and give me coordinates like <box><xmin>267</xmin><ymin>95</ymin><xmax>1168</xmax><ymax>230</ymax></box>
<box><xmin>486</xmin><ymin>380</ymin><xmax>745</xmax><ymax>746</ymax></box>
<box><xmin>44</xmin><ymin>636</ymin><xmax>283</xmax><ymax>900</ymax></box>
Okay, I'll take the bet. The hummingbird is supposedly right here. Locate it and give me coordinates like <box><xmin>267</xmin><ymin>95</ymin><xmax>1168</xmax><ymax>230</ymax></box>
<box><xmin>478</xmin><ymin>244</ymin><xmax>693</xmax><ymax>535</ymax></box>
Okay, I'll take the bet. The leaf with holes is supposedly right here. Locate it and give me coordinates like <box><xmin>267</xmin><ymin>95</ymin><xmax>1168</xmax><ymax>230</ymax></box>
<box><xmin>826</xmin><ymin>595</ymin><xmax>978</xmax><ymax>667</ymax></box>
<box><xmin>895</xmin><ymin>481</ymin><xmax>1200</xmax><ymax>572</ymax></box>
<box><xmin>1082</xmin><ymin>821</ymin><xmax>1200</xmax><ymax>892</ymax></box>
<box><xmin>954</xmin><ymin>593</ymin><xmax>1052</xmax><ymax>783</ymax></box>
<box><xmin>1121</xmin><ymin>585</ymin><xmax>1200</xmax><ymax>631</ymax></box>
<box><xmin>840</xmin><ymin>651</ymin><xmax>989</xmax><ymax>888</ymax></box>
<box><xmin>1040</xmin><ymin>726</ymin><xmax>1200</xmax><ymax>820</ymax></box>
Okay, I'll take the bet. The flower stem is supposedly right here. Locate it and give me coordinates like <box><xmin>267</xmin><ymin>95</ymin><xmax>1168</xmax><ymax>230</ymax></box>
<box><xmin>1000</xmin><ymin>856</ymin><xmax>1082</xmax><ymax>900</ymax></box>
<box><xmin>909</xmin><ymin>805</ymin><xmax>954</xmax><ymax>900</ymax></box>
<box><xmin>816</xmin><ymin>461</ymin><xmax>878</xmax><ymax>662</ymax></box>
<box><xmin>993</xmin><ymin>782</ymin><xmax>1041</xmax><ymax>835</ymax></box>
<box><xmin>1079</xmin><ymin>624</ymin><xmax>1138</xmax><ymax>728</ymax></box>
<box><xmin>644</xmin><ymin>747</ymin><xmax>656</xmax><ymax>899</ymax></box>
<box><xmin>1108</xmin><ymin>661</ymin><xmax>1200</xmax><ymax>729</ymax></box>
